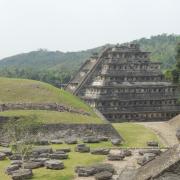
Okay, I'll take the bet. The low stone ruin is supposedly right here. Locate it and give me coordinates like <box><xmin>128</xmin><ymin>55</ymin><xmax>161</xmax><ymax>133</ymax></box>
<box><xmin>75</xmin><ymin>163</ymin><xmax>115</xmax><ymax>177</ymax></box>
<box><xmin>108</xmin><ymin>153</ymin><xmax>125</xmax><ymax>161</ymax></box>
<box><xmin>147</xmin><ymin>141</ymin><xmax>159</xmax><ymax>147</ymax></box>
<box><xmin>74</xmin><ymin>144</ymin><xmax>90</xmax><ymax>153</ymax></box>
<box><xmin>91</xmin><ymin>148</ymin><xmax>110</xmax><ymax>155</ymax></box>
<box><xmin>111</xmin><ymin>138</ymin><xmax>121</xmax><ymax>145</ymax></box>
<box><xmin>11</xmin><ymin>169</ymin><xmax>33</xmax><ymax>180</ymax></box>
<box><xmin>45</xmin><ymin>160</ymin><xmax>64</xmax><ymax>170</ymax></box>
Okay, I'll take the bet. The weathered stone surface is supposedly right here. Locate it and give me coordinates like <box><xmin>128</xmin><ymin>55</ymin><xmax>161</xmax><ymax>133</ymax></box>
<box><xmin>11</xmin><ymin>169</ymin><xmax>33</xmax><ymax>180</ymax></box>
<box><xmin>5</xmin><ymin>165</ymin><xmax>19</xmax><ymax>175</ymax></box>
<box><xmin>98</xmin><ymin>136</ymin><xmax>109</xmax><ymax>141</ymax></box>
<box><xmin>139</xmin><ymin>149</ymin><xmax>161</xmax><ymax>156</ymax></box>
<box><xmin>45</xmin><ymin>160</ymin><xmax>64</xmax><ymax>170</ymax></box>
<box><xmin>75</xmin><ymin>144</ymin><xmax>90</xmax><ymax>153</ymax></box>
<box><xmin>137</xmin><ymin>153</ymin><xmax>156</xmax><ymax>166</ymax></box>
<box><xmin>50</xmin><ymin>139</ymin><xmax>63</xmax><ymax>144</ymax></box>
<box><xmin>0</xmin><ymin>103</ymin><xmax>88</xmax><ymax>116</ymax></box>
<box><xmin>134</xmin><ymin>144</ymin><xmax>180</xmax><ymax>180</ymax></box>
<box><xmin>11</xmin><ymin>160</ymin><xmax>22</xmax><ymax>166</ymax></box>
<box><xmin>39</xmin><ymin>153</ymin><xmax>49</xmax><ymax>158</ymax></box>
<box><xmin>32</xmin><ymin>146</ymin><xmax>53</xmax><ymax>154</ymax></box>
<box><xmin>117</xmin><ymin>167</ymin><xmax>137</xmax><ymax>180</ymax></box>
<box><xmin>76</xmin><ymin>166</ymin><xmax>95</xmax><ymax>177</ymax></box>
<box><xmin>83</xmin><ymin>136</ymin><xmax>100</xmax><ymax>143</ymax></box>
<box><xmin>137</xmin><ymin>157</ymin><xmax>147</xmax><ymax>166</ymax></box>
<box><xmin>111</xmin><ymin>138</ymin><xmax>121</xmax><ymax>145</ymax></box>
<box><xmin>66</xmin><ymin>44</ymin><xmax>180</xmax><ymax>122</ymax></box>
<box><xmin>65</xmin><ymin>138</ymin><xmax>77</xmax><ymax>144</ymax></box>
<box><xmin>76</xmin><ymin>163</ymin><xmax>115</xmax><ymax>177</ymax></box>
<box><xmin>94</xmin><ymin>171</ymin><xmax>113</xmax><ymax>180</ymax></box>
<box><xmin>0</xmin><ymin>152</ymin><xmax>6</xmax><ymax>160</ymax></box>
<box><xmin>0</xmin><ymin>142</ymin><xmax>9</xmax><ymax>147</ymax></box>
<box><xmin>147</xmin><ymin>141</ymin><xmax>159</xmax><ymax>147</ymax></box>
<box><xmin>56</xmin><ymin>148</ymin><xmax>71</xmax><ymax>153</ymax></box>
<box><xmin>0</xmin><ymin>148</ymin><xmax>12</xmax><ymax>156</ymax></box>
<box><xmin>107</xmin><ymin>153</ymin><xmax>125</xmax><ymax>161</ymax></box>
<box><xmin>49</xmin><ymin>153</ymin><xmax>68</xmax><ymax>160</ymax></box>
<box><xmin>34</xmin><ymin>139</ymin><xmax>49</xmax><ymax>145</ymax></box>
<box><xmin>176</xmin><ymin>129</ymin><xmax>180</xmax><ymax>141</ymax></box>
<box><xmin>23</xmin><ymin>161</ymin><xmax>43</xmax><ymax>169</ymax></box>
<box><xmin>9</xmin><ymin>154</ymin><xmax>22</xmax><ymax>160</ymax></box>
<box><xmin>122</xmin><ymin>149</ymin><xmax>132</xmax><ymax>156</ymax></box>
<box><xmin>31</xmin><ymin>158</ymin><xmax>49</xmax><ymax>164</ymax></box>
<box><xmin>91</xmin><ymin>148</ymin><xmax>110</xmax><ymax>155</ymax></box>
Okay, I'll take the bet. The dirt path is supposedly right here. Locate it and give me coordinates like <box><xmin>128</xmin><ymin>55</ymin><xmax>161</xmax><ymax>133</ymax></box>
<box><xmin>137</xmin><ymin>121</ymin><xmax>178</xmax><ymax>147</ymax></box>
<box><xmin>74</xmin><ymin>149</ymin><xmax>140</xmax><ymax>180</ymax></box>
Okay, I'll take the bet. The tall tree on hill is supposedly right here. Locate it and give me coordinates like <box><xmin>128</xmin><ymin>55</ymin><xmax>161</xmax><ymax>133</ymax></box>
<box><xmin>172</xmin><ymin>43</ymin><xmax>180</xmax><ymax>83</ymax></box>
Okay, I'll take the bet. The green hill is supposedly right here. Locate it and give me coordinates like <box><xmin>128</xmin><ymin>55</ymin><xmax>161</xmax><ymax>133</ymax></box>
<box><xmin>0</xmin><ymin>34</ymin><xmax>179</xmax><ymax>86</ymax></box>
<box><xmin>0</xmin><ymin>77</ymin><xmax>103</xmax><ymax>124</ymax></box>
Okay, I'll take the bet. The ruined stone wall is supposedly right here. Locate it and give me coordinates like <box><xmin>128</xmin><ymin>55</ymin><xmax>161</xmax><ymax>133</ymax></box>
<box><xmin>154</xmin><ymin>161</ymin><xmax>180</xmax><ymax>180</ymax></box>
<box><xmin>0</xmin><ymin>103</ymin><xmax>90</xmax><ymax>116</ymax></box>
<box><xmin>38</xmin><ymin>123</ymin><xmax>121</xmax><ymax>139</ymax></box>
<box><xmin>0</xmin><ymin>120</ymin><xmax>121</xmax><ymax>141</ymax></box>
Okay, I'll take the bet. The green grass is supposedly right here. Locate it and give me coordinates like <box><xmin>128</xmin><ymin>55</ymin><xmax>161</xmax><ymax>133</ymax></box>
<box><xmin>113</xmin><ymin>123</ymin><xmax>163</xmax><ymax>148</ymax></box>
<box><xmin>0</xmin><ymin>77</ymin><xmax>94</xmax><ymax>115</ymax></box>
<box><xmin>0</xmin><ymin>144</ymin><xmax>107</xmax><ymax>180</ymax></box>
<box><xmin>0</xmin><ymin>123</ymin><xmax>164</xmax><ymax>180</ymax></box>
<box><xmin>0</xmin><ymin>110</ymin><xmax>104</xmax><ymax>124</ymax></box>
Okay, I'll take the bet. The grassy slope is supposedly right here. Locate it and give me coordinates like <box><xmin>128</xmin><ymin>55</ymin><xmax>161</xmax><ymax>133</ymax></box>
<box><xmin>0</xmin><ymin>77</ymin><xmax>104</xmax><ymax>124</ymax></box>
<box><xmin>0</xmin><ymin>110</ymin><xmax>103</xmax><ymax>124</ymax></box>
<box><xmin>0</xmin><ymin>123</ymin><xmax>163</xmax><ymax>180</ymax></box>
<box><xmin>113</xmin><ymin>123</ymin><xmax>163</xmax><ymax>147</ymax></box>
<box><xmin>0</xmin><ymin>77</ymin><xmax>93</xmax><ymax>114</ymax></box>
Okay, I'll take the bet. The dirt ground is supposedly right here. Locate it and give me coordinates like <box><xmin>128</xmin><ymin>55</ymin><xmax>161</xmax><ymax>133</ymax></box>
<box><xmin>74</xmin><ymin>149</ymin><xmax>141</xmax><ymax>180</ymax></box>
<box><xmin>75</xmin><ymin>120</ymin><xmax>179</xmax><ymax>179</ymax></box>
<box><xmin>137</xmin><ymin>121</ymin><xmax>179</xmax><ymax>147</ymax></box>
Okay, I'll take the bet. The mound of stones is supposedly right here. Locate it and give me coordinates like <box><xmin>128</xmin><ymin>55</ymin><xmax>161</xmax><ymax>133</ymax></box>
<box><xmin>0</xmin><ymin>148</ymin><xmax>12</xmax><ymax>156</ymax></box>
<box><xmin>94</xmin><ymin>171</ymin><xmax>113</xmax><ymax>180</ymax></box>
<box><xmin>50</xmin><ymin>139</ymin><xmax>63</xmax><ymax>144</ymax></box>
<box><xmin>45</xmin><ymin>160</ymin><xmax>64</xmax><ymax>170</ymax></box>
<box><xmin>138</xmin><ymin>149</ymin><xmax>161</xmax><ymax>156</ymax></box>
<box><xmin>108</xmin><ymin>152</ymin><xmax>125</xmax><ymax>161</ymax></box>
<box><xmin>49</xmin><ymin>152</ymin><xmax>68</xmax><ymax>160</ymax></box>
<box><xmin>55</xmin><ymin>148</ymin><xmax>71</xmax><ymax>153</ymax></box>
<box><xmin>4</xmin><ymin>146</ymin><xmax>70</xmax><ymax>179</ymax></box>
<box><xmin>5</xmin><ymin>165</ymin><xmax>20</xmax><ymax>175</ymax></box>
<box><xmin>83</xmin><ymin>136</ymin><xmax>100</xmax><ymax>143</ymax></box>
<box><xmin>34</xmin><ymin>139</ymin><xmax>50</xmax><ymax>146</ymax></box>
<box><xmin>0</xmin><ymin>152</ymin><xmax>6</xmax><ymax>160</ymax></box>
<box><xmin>75</xmin><ymin>144</ymin><xmax>90</xmax><ymax>153</ymax></box>
<box><xmin>91</xmin><ymin>148</ymin><xmax>110</xmax><ymax>155</ymax></box>
<box><xmin>75</xmin><ymin>163</ymin><xmax>115</xmax><ymax>178</ymax></box>
<box><xmin>64</xmin><ymin>138</ymin><xmax>78</xmax><ymax>144</ymax></box>
<box><xmin>111</xmin><ymin>138</ymin><xmax>121</xmax><ymax>145</ymax></box>
<box><xmin>137</xmin><ymin>148</ymin><xmax>161</xmax><ymax>166</ymax></box>
<box><xmin>147</xmin><ymin>141</ymin><xmax>159</xmax><ymax>147</ymax></box>
<box><xmin>11</xmin><ymin>169</ymin><xmax>33</xmax><ymax>180</ymax></box>
<box><xmin>98</xmin><ymin>136</ymin><xmax>109</xmax><ymax>142</ymax></box>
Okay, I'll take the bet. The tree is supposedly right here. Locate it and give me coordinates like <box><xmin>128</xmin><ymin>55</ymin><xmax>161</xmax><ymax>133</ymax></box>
<box><xmin>3</xmin><ymin>117</ymin><xmax>41</xmax><ymax>169</ymax></box>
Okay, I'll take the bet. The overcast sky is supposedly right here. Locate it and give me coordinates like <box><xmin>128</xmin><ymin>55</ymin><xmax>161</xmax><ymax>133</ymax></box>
<box><xmin>0</xmin><ymin>0</ymin><xmax>179</xmax><ymax>59</ymax></box>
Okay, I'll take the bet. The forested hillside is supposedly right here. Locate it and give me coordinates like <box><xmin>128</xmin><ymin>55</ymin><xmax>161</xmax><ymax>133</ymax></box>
<box><xmin>0</xmin><ymin>34</ymin><xmax>179</xmax><ymax>86</ymax></box>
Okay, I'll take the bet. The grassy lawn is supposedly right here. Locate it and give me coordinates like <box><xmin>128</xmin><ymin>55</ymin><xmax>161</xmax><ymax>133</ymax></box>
<box><xmin>113</xmin><ymin>123</ymin><xmax>163</xmax><ymax>148</ymax></box>
<box><xmin>0</xmin><ymin>143</ymin><xmax>109</xmax><ymax>180</ymax></box>
<box><xmin>0</xmin><ymin>110</ymin><xmax>104</xmax><ymax>124</ymax></box>
<box><xmin>0</xmin><ymin>77</ymin><xmax>94</xmax><ymax>115</ymax></box>
<box><xmin>0</xmin><ymin>123</ymin><xmax>164</xmax><ymax>180</ymax></box>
